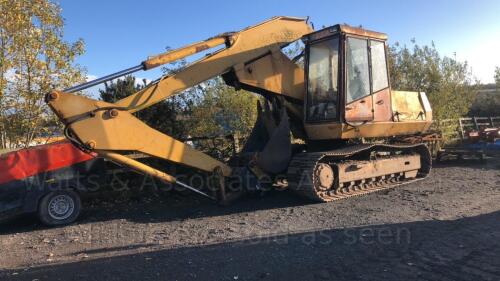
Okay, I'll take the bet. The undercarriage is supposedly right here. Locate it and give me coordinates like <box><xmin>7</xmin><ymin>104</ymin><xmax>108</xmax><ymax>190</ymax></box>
<box><xmin>285</xmin><ymin>143</ymin><xmax>431</xmax><ymax>202</ymax></box>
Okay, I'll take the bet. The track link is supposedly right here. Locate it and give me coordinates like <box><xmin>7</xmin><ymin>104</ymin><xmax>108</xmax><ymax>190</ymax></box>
<box><xmin>287</xmin><ymin>143</ymin><xmax>431</xmax><ymax>202</ymax></box>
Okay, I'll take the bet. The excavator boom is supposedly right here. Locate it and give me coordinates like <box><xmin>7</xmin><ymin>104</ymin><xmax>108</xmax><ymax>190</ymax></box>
<box><xmin>47</xmin><ymin>16</ymin><xmax>312</xmax><ymax>189</ymax></box>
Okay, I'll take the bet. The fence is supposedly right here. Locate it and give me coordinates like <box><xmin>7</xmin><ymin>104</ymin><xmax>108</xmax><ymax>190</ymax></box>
<box><xmin>432</xmin><ymin>116</ymin><xmax>500</xmax><ymax>144</ymax></box>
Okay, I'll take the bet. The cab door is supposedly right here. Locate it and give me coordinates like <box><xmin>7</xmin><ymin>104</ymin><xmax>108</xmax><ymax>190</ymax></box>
<box><xmin>305</xmin><ymin>36</ymin><xmax>340</xmax><ymax>122</ymax></box>
<box><xmin>370</xmin><ymin>40</ymin><xmax>392</xmax><ymax>121</ymax></box>
<box><xmin>345</xmin><ymin>37</ymin><xmax>373</xmax><ymax>122</ymax></box>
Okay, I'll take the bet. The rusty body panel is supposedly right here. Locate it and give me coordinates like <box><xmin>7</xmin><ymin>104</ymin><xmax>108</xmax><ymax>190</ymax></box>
<box><xmin>304</xmin><ymin>120</ymin><xmax>432</xmax><ymax>140</ymax></box>
<box><xmin>336</xmin><ymin>154</ymin><xmax>420</xmax><ymax>183</ymax></box>
<box><xmin>339</xmin><ymin>25</ymin><xmax>387</xmax><ymax>40</ymax></box>
<box><xmin>345</xmin><ymin>95</ymin><xmax>374</xmax><ymax>122</ymax></box>
<box><xmin>392</xmin><ymin>91</ymin><xmax>431</xmax><ymax>121</ymax></box>
<box><xmin>373</xmin><ymin>88</ymin><xmax>392</xmax><ymax>121</ymax></box>
<box><xmin>311</xmin><ymin>89</ymin><xmax>433</xmax><ymax>140</ymax></box>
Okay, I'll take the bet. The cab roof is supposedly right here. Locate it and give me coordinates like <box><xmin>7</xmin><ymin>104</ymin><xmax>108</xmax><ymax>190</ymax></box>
<box><xmin>303</xmin><ymin>24</ymin><xmax>388</xmax><ymax>42</ymax></box>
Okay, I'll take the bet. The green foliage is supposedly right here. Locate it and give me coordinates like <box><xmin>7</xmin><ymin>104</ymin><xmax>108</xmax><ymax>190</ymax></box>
<box><xmin>468</xmin><ymin>68</ymin><xmax>500</xmax><ymax>116</ymax></box>
<box><xmin>99</xmin><ymin>76</ymin><xmax>146</xmax><ymax>102</ymax></box>
<box><xmin>468</xmin><ymin>90</ymin><xmax>500</xmax><ymax>116</ymax></box>
<box><xmin>388</xmin><ymin>40</ymin><xmax>478</xmax><ymax>120</ymax></box>
<box><xmin>0</xmin><ymin>0</ymin><xmax>86</xmax><ymax>148</ymax></box>
<box><xmin>189</xmin><ymin>78</ymin><xmax>258</xmax><ymax>137</ymax></box>
<box><xmin>182</xmin><ymin>78</ymin><xmax>256</xmax><ymax>160</ymax></box>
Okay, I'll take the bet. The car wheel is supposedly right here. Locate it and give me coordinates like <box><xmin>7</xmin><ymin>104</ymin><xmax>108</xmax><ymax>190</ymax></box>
<box><xmin>38</xmin><ymin>190</ymin><xmax>81</xmax><ymax>226</ymax></box>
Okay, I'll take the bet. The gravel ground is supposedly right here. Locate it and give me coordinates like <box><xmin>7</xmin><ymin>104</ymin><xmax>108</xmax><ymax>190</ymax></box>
<box><xmin>0</xmin><ymin>159</ymin><xmax>499</xmax><ymax>281</ymax></box>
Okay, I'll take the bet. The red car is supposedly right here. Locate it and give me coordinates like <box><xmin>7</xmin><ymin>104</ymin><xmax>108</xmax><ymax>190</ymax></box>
<box><xmin>0</xmin><ymin>141</ymin><xmax>107</xmax><ymax>226</ymax></box>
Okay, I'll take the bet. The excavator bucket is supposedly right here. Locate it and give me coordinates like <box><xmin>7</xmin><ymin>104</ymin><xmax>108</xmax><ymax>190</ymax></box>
<box><xmin>256</xmin><ymin>109</ymin><xmax>292</xmax><ymax>174</ymax></box>
<box><xmin>242</xmin><ymin>100</ymin><xmax>292</xmax><ymax>174</ymax></box>
<box><xmin>242</xmin><ymin>101</ymin><xmax>272</xmax><ymax>153</ymax></box>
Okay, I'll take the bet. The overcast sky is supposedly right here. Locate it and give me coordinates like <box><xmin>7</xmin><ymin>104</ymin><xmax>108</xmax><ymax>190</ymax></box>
<box><xmin>59</xmin><ymin>0</ymin><xmax>500</xmax><ymax>84</ymax></box>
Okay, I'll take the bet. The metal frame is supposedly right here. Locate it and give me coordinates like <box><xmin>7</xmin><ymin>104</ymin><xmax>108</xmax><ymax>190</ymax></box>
<box><xmin>64</xmin><ymin>64</ymin><xmax>144</xmax><ymax>93</ymax></box>
<box><xmin>304</xmin><ymin>34</ymin><xmax>341</xmax><ymax>123</ymax></box>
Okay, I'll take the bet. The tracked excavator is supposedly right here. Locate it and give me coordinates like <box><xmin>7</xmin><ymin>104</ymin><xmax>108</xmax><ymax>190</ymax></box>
<box><xmin>46</xmin><ymin>16</ymin><xmax>433</xmax><ymax>204</ymax></box>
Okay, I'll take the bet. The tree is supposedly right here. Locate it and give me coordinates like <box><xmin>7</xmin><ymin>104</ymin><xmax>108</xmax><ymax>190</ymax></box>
<box><xmin>495</xmin><ymin>66</ymin><xmax>500</xmax><ymax>89</ymax></box>
<box><xmin>99</xmin><ymin>76</ymin><xmax>146</xmax><ymax>103</ymax></box>
<box><xmin>193</xmin><ymin>79</ymin><xmax>259</xmax><ymax>160</ymax></box>
<box><xmin>469</xmin><ymin>67</ymin><xmax>500</xmax><ymax>116</ymax></box>
<box><xmin>0</xmin><ymin>0</ymin><xmax>85</xmax><ymax>148</ymax></box>
<box><xmin>189</xmin><ymin>78</ymin><xmax>258</xmax><ymax>137</ymax></box>
<box><xmin>388</xmin><ymin>40</ymin><xmax>477</xmax><ymax>120</ymax></box>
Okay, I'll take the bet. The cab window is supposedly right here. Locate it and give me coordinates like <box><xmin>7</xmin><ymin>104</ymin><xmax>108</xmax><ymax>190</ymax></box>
<box><xmin>306</xmin><ymin>37</ymin><xmax>339</xmax><ymax>121</ymax></box>
<box><xmin>370</xmin><ymin>40</ymin><xmax>389</xmax><ymax>92</ymax></box>
<box><xmin>346</xmin><ymin>37</ymin><xmax>370</xmax><ymax>103</ymax></box>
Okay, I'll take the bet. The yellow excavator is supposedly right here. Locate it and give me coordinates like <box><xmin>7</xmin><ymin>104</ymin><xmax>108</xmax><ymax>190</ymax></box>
<box><xmin>46</xmin><ymin>16</ymin><xmax>432</xmax><ymax>203</ymax></box>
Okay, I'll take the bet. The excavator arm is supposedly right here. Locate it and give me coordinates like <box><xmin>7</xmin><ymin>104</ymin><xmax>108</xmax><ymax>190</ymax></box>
<box><xmin>46</xmin><ymin>16</ymin><xmax>313</xmax><ymax>192</ymax></box>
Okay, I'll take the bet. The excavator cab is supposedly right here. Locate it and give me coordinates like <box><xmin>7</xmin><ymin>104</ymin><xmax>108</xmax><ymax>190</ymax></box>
<box><xmin>304</xmin><ymin>25</ymin><xmax>390</xmax><ymax>125</ymax></box>
<box><xmin>301</xmin><ymin>25</ymin><xmax>431</xmax><ymax>141</ymax></box>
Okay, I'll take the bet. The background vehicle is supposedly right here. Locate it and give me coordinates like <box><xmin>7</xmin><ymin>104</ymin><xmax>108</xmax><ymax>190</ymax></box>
<box><xmin>0</xmin><ymin>141</ymin><xmax>106</xmax><ymax>225</ymax></box>
<box><xmin>46</xmin><ymin>16</ymin><xmax>433</xmax><ymax>204</ymax></box>
<box><xmin>437</xmin><ymin>116</ymin><xmax>500</xmax><ymax>161</ymax></box>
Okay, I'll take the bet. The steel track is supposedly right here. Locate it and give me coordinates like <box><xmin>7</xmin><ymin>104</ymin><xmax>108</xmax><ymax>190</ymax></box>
<box><xmin>287</xmin><ymin>143</ymin><xmax>432</xmax><ymax>202</ymax></box>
